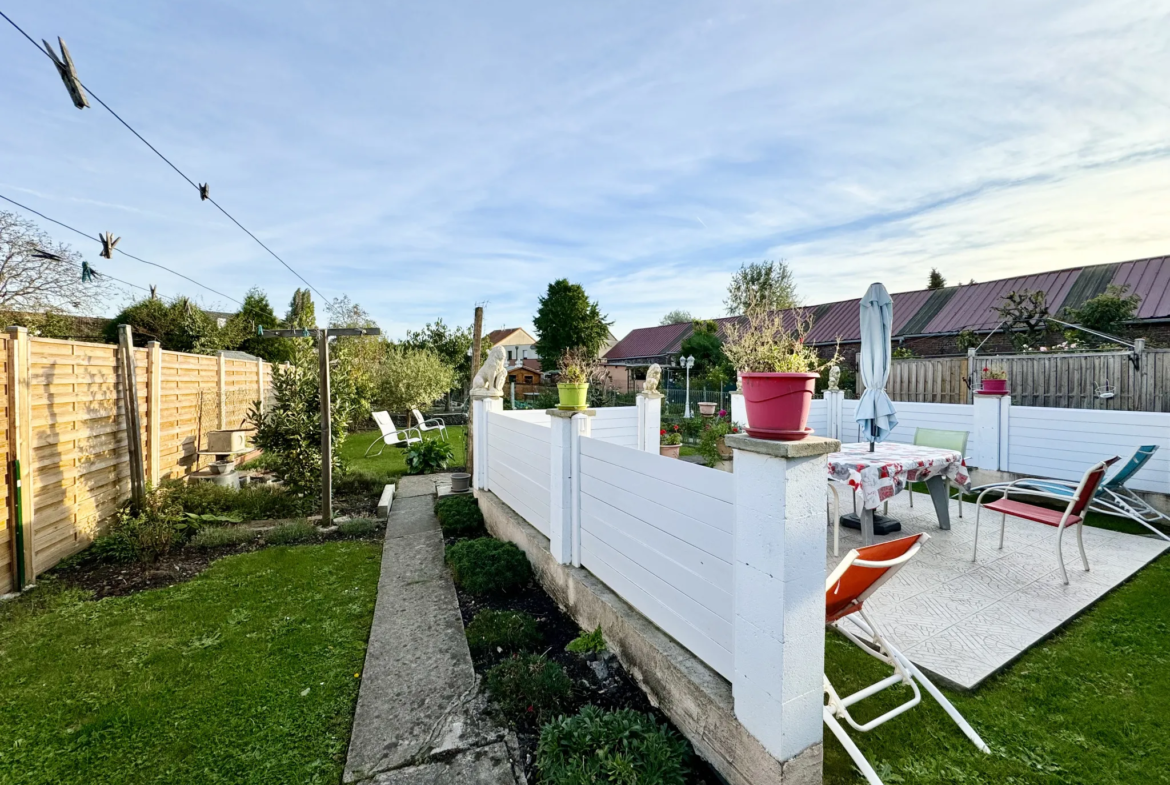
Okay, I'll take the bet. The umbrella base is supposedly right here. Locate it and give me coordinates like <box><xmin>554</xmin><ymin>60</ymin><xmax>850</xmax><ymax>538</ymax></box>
<box><xmin>840</xmin><ymin>512</ymin><xmax>902</xmax><ymax>535</ymax></box>
<box><xmin>745</xmin><ymin>426</ymin><xmax>813</xmax><ymax>441</ymax></box>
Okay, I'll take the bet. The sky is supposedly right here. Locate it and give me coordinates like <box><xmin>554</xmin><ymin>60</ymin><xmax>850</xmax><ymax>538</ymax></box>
<box><xmin>2</xmin><ymin>1</ymin><xmax>1169</xmax><ymax>341</ymax></box>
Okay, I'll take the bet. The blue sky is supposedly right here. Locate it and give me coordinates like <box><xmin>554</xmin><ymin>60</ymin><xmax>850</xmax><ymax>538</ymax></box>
<box><xmin>2</xmin><ymin>1</ymin><xmax>1168</xmax><ymax>340</ymax></box>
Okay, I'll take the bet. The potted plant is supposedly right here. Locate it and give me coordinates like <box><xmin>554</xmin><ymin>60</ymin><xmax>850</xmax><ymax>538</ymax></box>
<box><xmin>697</xmin><ymin>401</ymin><xmax>718</xmax><ymax>416</ymax></box>
<box><xmin>660</xmin><ymin>424</ymin><xmax>682</xmax><ymax>459</ymax></box>
<box><xmin>719</xmin><ymin>422</ymin><xmax>743</xmax><ymax>460</ymax></box>
<box><xmin>556</xmin><ymin>348</ymin><xmax>597</xmax><ymax>410</ymax></box>
<box><xmin>722</xmin><ymin>303</ymin><xmax>839</xmax><ymax>440</ymax></box>
<box><xmin>979</xmin><ymin>366</ymin><xmax>1009</xmax><ymax>395</ymax></box>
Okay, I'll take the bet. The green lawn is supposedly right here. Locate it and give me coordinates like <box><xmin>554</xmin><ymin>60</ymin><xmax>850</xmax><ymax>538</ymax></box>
<box><xmin>340</xmin><ymin>426</ymin><xmax>466</xmax><ymax>480</ymax></box>
<box><xmin>825</xmin><ymin>552</ymin><xmax>1170</xmax><ymax>783</ymax></box>
<box><xmin>0</xmin><ymin>542</ymin><xmax>381</xmax><ymax>785</ymax></box>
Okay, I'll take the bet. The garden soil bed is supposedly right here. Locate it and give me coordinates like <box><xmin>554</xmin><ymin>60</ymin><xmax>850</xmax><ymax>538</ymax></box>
<box><xmin>453</xmin><ymin>574</ymin><xmax>722</xmax><ymax>784</ymax></box>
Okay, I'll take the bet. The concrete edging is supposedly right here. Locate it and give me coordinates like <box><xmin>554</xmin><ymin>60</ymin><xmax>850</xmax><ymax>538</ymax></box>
<box><xmin>475</xmin><ymin>489</ymin><xmax>821</xmax><ymax>785</ymax></box>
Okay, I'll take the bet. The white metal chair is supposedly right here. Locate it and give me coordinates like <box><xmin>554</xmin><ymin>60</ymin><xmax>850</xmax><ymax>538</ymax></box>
<box><xmin>364</xmin><ymin>411</ymin><xmax>422</xmax><ymax>457</ymax></box>
<box><xmin>825</xmin><ymin>533</ymin><xmax>990</xmax><ymax>784</ymax></box>
<box><xmin>412</xmin><ymin>408</ymin><xmax>448</xmax><ymax>440</ymax></box>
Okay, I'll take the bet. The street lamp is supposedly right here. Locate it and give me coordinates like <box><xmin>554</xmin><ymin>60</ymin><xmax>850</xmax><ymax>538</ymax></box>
<box><xmin>682</xmin><ymin>355</ymin><xmax>695</xmax><ymax>418</ymax></box>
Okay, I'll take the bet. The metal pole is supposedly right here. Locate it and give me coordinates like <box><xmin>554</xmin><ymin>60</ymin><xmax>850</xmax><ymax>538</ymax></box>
<box><xmin>468</xmin><ymin>306</ymin><xmax>483</xmax><ymax>478</ymax></box>
<box><xmin>684</xmin><ymin>363</ymin><xmax>691</xmax><ymax>418</ymax></box>
<box><xmin>319</xmin><ymin>330</ymin><xmax>332</xmax><ymax>523</ymax></box>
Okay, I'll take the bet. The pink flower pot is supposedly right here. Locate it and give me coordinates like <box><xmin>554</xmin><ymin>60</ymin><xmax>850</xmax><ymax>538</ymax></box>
<box><xmin>979</xmin><ymin>378</ymin><xmax>1009</xmax><ymax>395</ymax></box>
<box><xmin>740</xmin><ymin>372</ymin><xmax>819</xmax><ymax>440</ymax></box>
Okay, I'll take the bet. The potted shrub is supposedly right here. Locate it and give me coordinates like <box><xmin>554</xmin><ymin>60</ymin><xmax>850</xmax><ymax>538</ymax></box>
<box><xmin>660</xmin><ymin>424</ymin><xmax>682</xmax><ymax>459</ymax></box>
<box><xmin>697</xmin><ymin>401</ymin><xmax>718</xmax><ymax>416</ymax></box>
<box><xmin>556</xmin><ymin>348</ymin><xmax>596</xmax><ymax>410</ymax></box>
<box><xmin>718</xmin><ymin>422</ymin><xmax>743</xmax><ymax>459</ymax></box>
<box><xmin>722</xmin><ymin>304</ymin><xmax>839</xmax><ymax>440</ymax></box>
<box><xmin>979</xmin><ymin>366</ymin><xmax>1009</xmax><ymax>395</ymax></box>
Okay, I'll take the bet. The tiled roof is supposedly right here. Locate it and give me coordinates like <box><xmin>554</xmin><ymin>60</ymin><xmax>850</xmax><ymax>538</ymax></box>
<box><xmin>604</xmin><ymin>255</ymin><xmax>1170</xmax><ymax>360</ymax></box>
<box><xmin>486</xmin><ymin>327</ymin><xmax>535</xmax><ymax>345</ymax></box>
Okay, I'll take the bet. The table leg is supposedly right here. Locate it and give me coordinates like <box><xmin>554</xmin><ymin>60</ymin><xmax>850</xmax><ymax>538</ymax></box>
<box><xmin>860</xmin><ymin>507</ymin><xmax>875</xmax><ymax>546</ymax></box>
<box><xmin>925</xmin><ymin>475</ymin><xmax>952</xmax><ymax>530</ymax></box>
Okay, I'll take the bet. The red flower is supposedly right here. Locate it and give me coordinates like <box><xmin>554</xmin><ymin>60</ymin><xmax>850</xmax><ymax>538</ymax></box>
<box><xmin>672</xmin><ymin>424</ymin><xmax>680</xmax><ymax>431</ymax></box>
<box><xmin>527</xmin><ymin>705</ymin><xmax>534</xmax><ymax>713</ymax></box>
<box><xmin>659</xmin><ymin>429</ymin><xmax>665</xmax><ymax>435</ymax></box>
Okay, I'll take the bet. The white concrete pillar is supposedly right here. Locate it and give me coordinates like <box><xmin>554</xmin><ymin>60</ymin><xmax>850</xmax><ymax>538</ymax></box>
<box><xmin>636</xmin><ymin>392</ymin><xmax>662</xmax><ymax>453</ymax></box>
<box><xmin>730</xmin><ymin>390</ymin><xmax>748</xmax><ymax>428</ymax></box>
<box><xmin>471</xmin><ymin>391</ymin><xmax>503</xmax><ymax>490</ymax></box>
<box><xmin>725</xmin><ymin>433</ymin><xmax>839</xmax><ymax>768</ymax></box>
<box><xmin>971</xmin><ymin>393</ymin><xmax>1009</xmax><ymax>471</ymax></box>
<box><xmin>549</xmin><ymin>408</ymin><xmax>594</xmax><ymax>565</ymax></box>
<box><xmin>823</xmin><ymin>389</ymin><xmax>844</xmax><ymax>441</ymax></box>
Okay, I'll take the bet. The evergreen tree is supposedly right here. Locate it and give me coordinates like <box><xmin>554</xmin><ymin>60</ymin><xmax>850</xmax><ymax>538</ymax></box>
<box><xmin>286</xmin><ymin>288</ymin><xmax>316</xmax><ymax>329</ymax></box>
<box><xmin>928</xmin><ymin>269</ymin><xmax>947</xmax><ymax>290</ymax></box>
<box><xmin>532</xmin><ymin>279</ymin><xmax>612</xmax><ymax>370</ymax></box>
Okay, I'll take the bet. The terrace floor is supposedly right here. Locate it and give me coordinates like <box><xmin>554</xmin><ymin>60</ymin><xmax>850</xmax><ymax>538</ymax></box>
<box><xmin>827</xmin><ymin>491</ymin><xmax>1168</xmax><ymax>689</ymax></box>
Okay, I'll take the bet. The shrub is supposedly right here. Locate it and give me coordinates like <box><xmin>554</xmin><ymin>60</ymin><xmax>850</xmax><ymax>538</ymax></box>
<box><xmin>188</xmin><ymin>526</ymin><xmax>259</xmax><ymax>550</ymax></box>
<box><xmin>337</xmin><ymin>518</ymin><xmax>378</xmax><ymax>537</ymax></box>
<box><xmin>565</xmin><ymin>626</ymin><xmax>606</xmax><ymax>654</ymax></box>
<box><xmin>165</xmin><ymin>479</ymin><xmax>306</xmax><ymax>520</ymax></box>
<box><xmin>405</xmin><ymin>438</ymin><xmax>455</xmax><ymax>475</ymax></box>
<box><xmin>434</xmin><ymin>494</ymin><xmax>484</xmax><ymax>537</ymax></box>
<box><xmin>466</xmin><ymin>609</ymin><xmax>542</xmax><ymax>659</ymax></box>
<box><xmin>333</xmin><ymin>468</ymin><xmax>394</xmax><ymax>499</ymax></box>
<box><xmin>486</xmin><ymin>654</ymin><xmax>572</xmax><ymax>722</ymax></box>
<box><xmin>264</xmin><ymin>520</ymin><xmax>319</xmax><ymax>545</ymax></box>
<box><xmin>88</xmin><ymin>484</ymin><xmax>197</xmax><ymax>563</ymax></box>
<box><xmin>445</xmin><ymin>538</ymin><xmax>532</xmax><ymax>595</ymax></box>
<box><xmin>537</xmin><ymin>706</ymin><xmax>691</xmax><ymax>785</ymax></box>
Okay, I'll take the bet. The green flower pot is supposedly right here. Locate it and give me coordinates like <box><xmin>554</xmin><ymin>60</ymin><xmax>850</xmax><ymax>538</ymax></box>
<box><xmin>557</xmin><ymin>383</ymin><xmax>589</xmax><ymax>410</ymax></box>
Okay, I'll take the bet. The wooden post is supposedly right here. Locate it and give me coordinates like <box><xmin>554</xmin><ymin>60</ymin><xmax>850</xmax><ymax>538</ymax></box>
<box><xmin>216</xmin><ymin>351</ymin><xmax>227</xmax><ymax>430</ymax></box>
<box><xmin>6</xmin><ymin>327</ymin><xmax>34</xmax><ymax>588</ymax></box>
<box><xmin>147</xmin><ymin>341</ymin><xmax>162</xmax><ymax>487</ymax></box>
<box><xmin>256</xmin><ymin>357</ymin><xmax>266</xmax><ymax>414</ymax></box>
<box><xmin>468</xmin><ymin>306</ymin><xmax>484</xmax><ymax>479</ymax></box>
<box><xmin>319</xmin><ymin>330</ymin><xmax>332</xmax><ymax>523</ymax></box>
<box><xmin>118</xmin><ymin>326</ymin><xmax>147</xmax><ymax>508</ymax></box>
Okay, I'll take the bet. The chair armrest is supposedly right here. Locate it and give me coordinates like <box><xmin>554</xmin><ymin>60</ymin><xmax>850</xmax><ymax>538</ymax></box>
<box><xmin>396</xmin><ymin>427</ymin><xmax>423</xmax><ymax>440</ymax></box>
<box><xmin>421</xmin><ymin>416</ymin><xmax>445</xmax><ymax>428</ymax></box>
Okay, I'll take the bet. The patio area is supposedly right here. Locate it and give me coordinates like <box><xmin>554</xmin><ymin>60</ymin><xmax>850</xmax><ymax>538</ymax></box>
<box><xmin>828</xmin><ymin>491</ymin><xmax>1169</xmax><ymax>689</ymax></box>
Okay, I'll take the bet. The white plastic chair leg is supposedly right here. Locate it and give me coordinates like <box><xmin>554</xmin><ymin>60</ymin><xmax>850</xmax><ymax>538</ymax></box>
<box><xmin>972</xmin><ymin>505</ymin><xmax>981</xmax><ymax>562</ymax></box>
<box><xmin>909</xmin><ymin>486</ymin><xmax>913</xmax><ymax>508</ymax></box>
<box><xmin>1076</xmin><ymin>520</ymin><xmax>1090</xmax><ymax>572</ymax></box>
<box><xmin>823</xmin><ymin>708</ymin><xmax>884</xmax><ymax>785</ymax></box>
<box><xmin>1055</xmin><ymin>524</ymin><xmax>1070</xmax><ymax>585</ymax></box>
<box><xmin>363</xmin><ymin>434</ymin><xmax>387</xmax><ymax>457</ymax></box>
<box><xmin>998</xmin><ymin>512</ymin><xmax>1006</xmax><ymax>550</ymax></box>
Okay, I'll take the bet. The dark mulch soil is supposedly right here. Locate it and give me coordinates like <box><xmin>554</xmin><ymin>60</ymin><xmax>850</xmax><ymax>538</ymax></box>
<box><xmin>454</xmin><ymin>578</ymin><xmax>723</xmax><ymax>784</ymax></box>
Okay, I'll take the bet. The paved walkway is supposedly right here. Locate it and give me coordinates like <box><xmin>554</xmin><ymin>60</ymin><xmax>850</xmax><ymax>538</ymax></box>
<box><xmin>345</xmin><ymin>475</ymin><xmax>524</xmax><ymax>784</ymax></box>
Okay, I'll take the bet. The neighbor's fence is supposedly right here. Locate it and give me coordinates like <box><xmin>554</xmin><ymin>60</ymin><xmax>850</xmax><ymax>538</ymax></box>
<box><xmin>862</xmin><ymin>348</ymin><xmax>1170</xmax><ymax>411</ymax></box>
<box><xmin>2</xmin><ymin>330</ymin><xmax>275</xmax><ymax>595</ymax></box>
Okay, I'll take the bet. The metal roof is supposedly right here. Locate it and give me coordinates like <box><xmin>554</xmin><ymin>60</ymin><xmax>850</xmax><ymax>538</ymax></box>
<box><xmin>604</xmin><ymin>321</ymin><xmax>693</xmax><ymax>362</ymax></box>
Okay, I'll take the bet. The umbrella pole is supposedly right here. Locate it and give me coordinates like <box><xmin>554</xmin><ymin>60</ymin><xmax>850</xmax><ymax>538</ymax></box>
<box><xmin>870</xmin><ymin>421</ymin><xmax>876</xmax><ymax>452</ymax></box>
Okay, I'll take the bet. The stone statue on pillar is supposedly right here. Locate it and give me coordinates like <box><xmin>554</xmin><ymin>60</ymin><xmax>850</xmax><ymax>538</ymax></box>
<box><xmin>470</xmin><ymin>345</ymin><xmax>507</xmax><ymax>397</ymax></box>
<box><xmin>642</xmin><ymin>363</ymin><xmax>663</xmax><ymax>398</ymax></box>
<box><xmin>828</xmin><ymin>365</ymin><xmax>840</xmax><ymax>391</ymax></box>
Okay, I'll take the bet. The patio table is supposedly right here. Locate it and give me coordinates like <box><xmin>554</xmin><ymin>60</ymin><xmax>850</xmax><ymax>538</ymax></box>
<box><xmin>827</xmin><ymin>442</ymin><xmax>970</xmax><ymax>546</ymax></box>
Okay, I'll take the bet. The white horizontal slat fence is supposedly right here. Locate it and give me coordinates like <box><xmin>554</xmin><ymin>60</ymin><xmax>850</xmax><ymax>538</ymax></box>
<box><xmin>487</xmin><ymin>411</ymin><xmax>551</xmax><ymax>535</ymax></box>
<box><xmin>578</xmin><ymin>435</ymin><xmax>735</xmax><ymax>678</ymax></box>
<box><xmin>806</xmin><ymin>398</ymin><xmax>828</xmax><ymax>436</ymax></box>
<box><xmin>589</xmin><ymin>407</ymin><xmax>639</xmax><ymax>447</ymax></box>
<box><xmin>500</xmin><ymin>409</ymin><xmax>551</xmax><ymax>426</ymax></box>
<box><xmin>880</xmin><ymin>402</ymin><xmax>978</xmax><ymax>459</ymax></box>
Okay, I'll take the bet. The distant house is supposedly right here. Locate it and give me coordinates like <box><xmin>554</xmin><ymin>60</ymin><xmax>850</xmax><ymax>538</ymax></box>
<box><xmin>506</xmin><ymin>358</ymin><xmax>544</xmax><ymax>387</ymax></box>
<box><xmin>486</xmin><ymin>327</ymin><xmax>538</xmax><ymax>365</ymax></box>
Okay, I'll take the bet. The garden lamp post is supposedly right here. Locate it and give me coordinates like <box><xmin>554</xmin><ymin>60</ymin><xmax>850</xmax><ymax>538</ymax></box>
<box><xmin>683</xmin><ymin>355</ymin><xmax>695</xmax><ymax>418</ymax></box>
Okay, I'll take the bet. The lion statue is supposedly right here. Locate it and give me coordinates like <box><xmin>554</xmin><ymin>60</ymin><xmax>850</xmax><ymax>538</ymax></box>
<box><xmin>642</xmin><ymin>363</ymin><xmax>662</xmax><ymax>396</ymax></box>
<box><xmin>828</xmin><ymin>365</ymin><xmax>840</xmax><ymax>391</ymax></box>
<box><xmin>471</xmin><ymin>345</ymin><xmax>508</xmax><ymax>395</ymax></box>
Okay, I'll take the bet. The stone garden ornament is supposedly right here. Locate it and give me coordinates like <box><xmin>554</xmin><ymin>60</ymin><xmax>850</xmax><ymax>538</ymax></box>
<box><xmin>642</xmin><ymin>363</ymin><xmax>663</xmax><ymax>397</ymax></box>
<box><xmin>828</xmin><ymin>365</ymin><xmax>840</xmax><ymax>391</ymax></box>
<box><xmin>471</xmin><ymin>345</ymin><xmax>508</xmax><ymax>396</ymax></box>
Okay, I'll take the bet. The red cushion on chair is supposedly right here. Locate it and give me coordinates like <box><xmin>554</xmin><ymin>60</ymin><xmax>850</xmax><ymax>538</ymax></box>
<box><xmin>984</xmin><ymin>498</ymin><xmax>1081</xmax><ymax>528</ymax></box>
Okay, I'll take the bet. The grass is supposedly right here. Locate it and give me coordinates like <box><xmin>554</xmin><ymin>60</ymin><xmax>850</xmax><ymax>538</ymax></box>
<box><xmin>339</xmin><ymin>426</ymin><xmax>466</xmax><ymax>482</ymax></box>
<box><xmin>0</xmin><ymin>541</ymin><xmax>382</xmax><ymax>785</ymax></box>
<box><xmin>824</xmin><ymin>552</ymin><xmax>1170</xmax><ymax>783</ymax></box>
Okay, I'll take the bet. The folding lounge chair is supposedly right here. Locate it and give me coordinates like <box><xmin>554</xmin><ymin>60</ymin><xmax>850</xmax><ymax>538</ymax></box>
<box><xmin>972</xmin><ymin>446</ymin><xmax>1169</xmax><ymax>543</ymax></box>
<box><xmin>973</xmin><ymin>456</ymin><xmax>1118</xmax><ymax>584</ymax></box>
<box><xmin>824</xmin><ymin>533</ymin><xmax>990</xmax><ymax>785</ymax></box>
<box><xmin>412</xmin><ymin>408</ymin><xmax>448</xmax><ymax>440</ymax></box>
<box><xmin>363</xmin><ymin>411</ymin><xmax>422</xmax><ymax>457</ymax></box>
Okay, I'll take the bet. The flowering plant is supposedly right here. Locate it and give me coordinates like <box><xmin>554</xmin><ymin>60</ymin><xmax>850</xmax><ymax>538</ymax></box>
<box><xmin>981</xmin><ymin>366</ymin><xmax>1007</xmax><ymax>381</ymax></box>
<box><xmin>660</xmin><ymin>424</ymin><xmax>682</xmax><ymax>445</ymax></box>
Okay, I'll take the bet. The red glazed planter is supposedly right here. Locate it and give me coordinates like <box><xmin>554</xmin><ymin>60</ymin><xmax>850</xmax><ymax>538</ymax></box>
<box><xmin>740</xmin><ymin>372</ymin><xmax>819</xmax><ymax>440</ymax></box>
<box><xmin>978</xmin><ymin>378</ymin><xmax>1009</xmax><ymax>395</ymax></box>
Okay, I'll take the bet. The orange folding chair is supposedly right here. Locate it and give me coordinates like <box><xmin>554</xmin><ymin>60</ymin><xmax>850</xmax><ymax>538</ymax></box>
<box><xmin>824</xmin><ymin>533</ymin><xmax>990</xmax><ymax>785</ymax></box>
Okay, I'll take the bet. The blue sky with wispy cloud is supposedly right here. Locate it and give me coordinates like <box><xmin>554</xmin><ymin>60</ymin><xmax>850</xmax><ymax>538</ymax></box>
<box><xmin>2</xmin><ymin>1</ymin><xmax>1168</xmax><ymax>339</ymax></box>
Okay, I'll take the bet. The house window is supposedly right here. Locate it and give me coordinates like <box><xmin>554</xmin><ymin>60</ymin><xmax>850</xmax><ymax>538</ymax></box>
<box><xmin>507</xmin><ymin>349</ymin><xmax>513</xmax><ymax>361</ymax></box>
<box><xmin>524</xmin><ymin>375</ymin><xmax>533</xmax><ymax>383</ymax></box>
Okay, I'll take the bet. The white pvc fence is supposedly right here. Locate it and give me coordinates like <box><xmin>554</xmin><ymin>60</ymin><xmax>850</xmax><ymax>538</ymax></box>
<box><xmin>806</xmin><ymin>398</ymin><xmax>828</xmax><ymax>435</ymax></box>
<box><xmin>578</xmin><ymin>435</ymin><xmax>734</xmax><ymax>678</ymax></box>
<box><xmin>590</xmin><ymin>407</ymin><xmax>640</xmax><ymax>448</ymax></box>
<box><xmin>504</xmin><ymin>409</ymin><xmax>552</xmax><ymax>426</ymax></box>
<box><xmin>487</xmin><ymin>411</ymin><xmax>551</xmax><ymax>535</ymax></box>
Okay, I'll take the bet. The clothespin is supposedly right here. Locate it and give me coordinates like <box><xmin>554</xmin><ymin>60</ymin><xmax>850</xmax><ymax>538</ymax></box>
<box><xmin>99</xmin><ymin>232</ymin><xmax>120</xmax><ymax>259</ymax></box>
<box><xmin>199</xmin><ymin>183</ymin><xmax>210</xmax><ymax>201</ymax></box>
<box><xmin>81</xmin><ymin>261</ymin><xmax>99</xmax><ymax>282</ymax></box>
<box><xmin>150</xmin><ymin>285</ymin><xmax>158</xmax><ymax>300</ymax></box>
<box><xmin>42</xmin><ymin>37</ymin><xmax>89</xmax><ymax>110</ymax></box>
<box><xmin>32</xmin><ymin>248</ymin><xmax>65</xmax><ymax>262</ymax></box>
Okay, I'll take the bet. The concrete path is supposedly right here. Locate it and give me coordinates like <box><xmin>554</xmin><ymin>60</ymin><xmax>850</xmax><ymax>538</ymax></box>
<box><xmin>345</xmin><ymin>474</ymin><xmax>524</xmax><ymax>784</ymax></box>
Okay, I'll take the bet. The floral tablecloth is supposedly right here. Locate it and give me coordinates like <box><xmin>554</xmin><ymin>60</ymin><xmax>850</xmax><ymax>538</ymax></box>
<box><xmin>827</xmin><ymin>442</ymin><xmax>970</xmax><ymax>510</ymax></box>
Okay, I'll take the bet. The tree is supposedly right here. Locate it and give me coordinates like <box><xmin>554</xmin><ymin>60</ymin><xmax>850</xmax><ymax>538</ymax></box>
<box><xmin>0</xmin><ymin>210</ymin><xmax>109</xmax><ymax>315</ymax></box>
<box><xmin>286</xmin><ymin>288</ymin><xmax>316</xmax><ymax>329</ymax></box>
<box><xmin>228</xmin><ymin>288</ymin><xmax>289</xmax><ymax>362</ymax></box>
<box><xmin>327</xmin><ymin>295</ymin><xmax>377</xmax><ymax>329</ymax></box>
<box><xmin>404</xmin><ymin>318</ymin><xmax>477</xmax><ymax>388</ymax></box>
<box><xmin>928</xmin><ymin>269</ymin><xmax>946</xmax><ymax>290</ymax></box>
<box><xmin>679</xmin><ymin>320</ymin><xmax>730</xmax><ymax>375</ymax></box>
<box><xmin>1062</xmin><ymin>285</ymin><xmax>1142</xmax><ymax>346</ymax></box>
<box><xmin>660</xmin><ymin>309</ymin><xmax>694</xmax><ymax>326</ymax></box>
<box><xmin>725</xmin><ymin>260</ymin><xmax>798</xmax><ymax>315</ymax></box>
<box><xmin>994</xmin><ymin>289</ymin><xmax>1050</xmax><ymax>351</ymax></box>
<box><xmin>532</xmin><ymin>279</ymin><xmax>613</xmax><ymax>369</ymax></box>
<box><xmin>375</xmin><ymin>346</ymin><xmax>456</xmax><ymax>417</ymax></box>
<box><xmin>105</xmin><ymin>296</ymin><xmax>220</xmax><ymax>351</ymax></box>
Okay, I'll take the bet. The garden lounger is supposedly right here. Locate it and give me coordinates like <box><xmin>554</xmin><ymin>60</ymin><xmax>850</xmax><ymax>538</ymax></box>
<box><xmin>971</xmin><ymin>446</ymin><xmax>1169</xmax><ymax>542</ymax></box>
<box><xmin>364</xmin><ymin>411</ymin><xmax>422</xmax><ymax>457</ymax></box>
<box><xmin>973</xmin><ymin>456</ymin><xmax>1119</xmax><ymax>584</ymax></box>
<box><xmin>412</xmin><ymin>408</ymin><xmax>448</xmax><ymax>440</ymax></box>
<box><xmin>824</xmin><ymin>533</ymin><xmax>990</xmax><ymax>785</ymax></box>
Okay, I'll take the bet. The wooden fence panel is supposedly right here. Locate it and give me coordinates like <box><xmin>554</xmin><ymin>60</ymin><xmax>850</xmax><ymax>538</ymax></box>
<box><xmin>158</xmin><ymin>351</ymin><xmax>219</xmax><ymax>481</ymax></box>
<box><xmin>223</xmin><ymin>358</ymin><xmax>261</xmax><ymax>431</ymax></box>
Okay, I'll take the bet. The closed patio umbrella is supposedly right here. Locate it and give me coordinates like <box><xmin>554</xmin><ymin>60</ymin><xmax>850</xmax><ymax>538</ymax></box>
<box><xmin>855</xmin><ymin>282</ymin><xmax>898</xmax><ymax>449</ymax></box>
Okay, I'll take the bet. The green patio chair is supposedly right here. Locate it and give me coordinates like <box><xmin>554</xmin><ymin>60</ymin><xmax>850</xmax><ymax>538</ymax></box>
<box><xmin>909</xmin><ymin>427</ymin><xmax>970</xmax><ymax>518</ymax></box>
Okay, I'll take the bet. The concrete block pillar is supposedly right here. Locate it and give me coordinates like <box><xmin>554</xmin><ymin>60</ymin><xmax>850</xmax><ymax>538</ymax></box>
<box><xmin>470</xmin><ymin>391</ymin><xmax>503</xmax><ymax>490</ymax></box>
<box><xmin>971</xmin><ymin>393</ymin><xmax>1009</xmax><ymax>471</ymax></box>
<box><xmin>730</xmin><ymin>390</ymin><xmax>748</xmax><ymax>428</ymax></box>
<box><xmin>823</xmin><ymin>389</ymin><xmax>844</xmax><ymax>441</ymax></box>
<box><xmin>636</xmin><ymin>392</ymin><xmax>662</xmax><ymax>453</ymax></box>
<box><xmin>549</xmin><ymin>408</ymin><xmax>594</xmax><ymax>566</ymax></box>
<box><xmin>725</xmin><ymin>433</ymin><xmax>840</xmax><ymax>770</ymax></box>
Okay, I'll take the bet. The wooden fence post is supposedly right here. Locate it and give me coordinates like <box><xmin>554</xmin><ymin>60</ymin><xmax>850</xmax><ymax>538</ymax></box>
<box><xmin>6</xmin><ymin>327</ymin><xmax>34</xmax><ymax>587</ymax></box>
<box><xmin>147</xmin><ymin>342</ymin><xmax>162</xmax><ymax>487</ymax></box>
<box><xmin>256</xmin><ymin>357</ymin><xmax>265</xmax><ymax>414</ymax></box>
<box><xmin>216</xmin><ymin>351</ymin><xmax>227</xmax><ymax>430</ymax></box>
